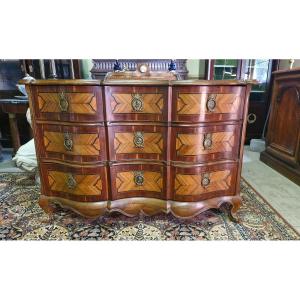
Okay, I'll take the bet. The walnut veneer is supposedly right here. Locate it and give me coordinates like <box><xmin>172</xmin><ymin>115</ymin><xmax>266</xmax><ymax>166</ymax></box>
<box><xmin>24</xmin><ymin>78</ymin><xmax>252</xmax><ymax>220</ymax></box>
<box><xmin>260</xmin><ymin>68</ymin><xmax>300</xmax><ymax>186</ymax></box>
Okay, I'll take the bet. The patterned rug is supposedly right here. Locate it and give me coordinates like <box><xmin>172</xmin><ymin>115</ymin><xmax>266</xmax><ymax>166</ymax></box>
<box><xmin>0</xmin><ymin>173</ymin><xmax>299</xmax><ymax>240</ymax></box>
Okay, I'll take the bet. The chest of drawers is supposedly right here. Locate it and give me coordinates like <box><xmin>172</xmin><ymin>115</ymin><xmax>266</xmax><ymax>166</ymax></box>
<box><xmin>25</xmin><ymin>78</ymin><xmax>251</xmax><ymax>220</ymax></box>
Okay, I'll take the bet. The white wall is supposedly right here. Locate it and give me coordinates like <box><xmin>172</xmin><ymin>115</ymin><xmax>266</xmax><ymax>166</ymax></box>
<box><xmin>279</xmin><ymin>59</ymin><xmax>300</xmax><ymax>70</ymax></box>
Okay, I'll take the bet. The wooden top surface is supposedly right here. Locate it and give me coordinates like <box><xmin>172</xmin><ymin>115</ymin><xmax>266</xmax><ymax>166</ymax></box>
<box><xmin>273</xmin><ymin>67</ymin><xmax>300</xmax><ymax>75</ymax></box>
<box><xmin>22</xmin><ymin>78</ymin><xmax>255</xmax><ymax>86</ymax></box>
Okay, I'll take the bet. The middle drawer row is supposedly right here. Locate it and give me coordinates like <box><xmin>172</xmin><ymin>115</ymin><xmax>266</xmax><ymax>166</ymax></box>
<box><xmin>37</xmin><ymin>123</ymin><xmax>241</xmax><ymax>163</ymax></box>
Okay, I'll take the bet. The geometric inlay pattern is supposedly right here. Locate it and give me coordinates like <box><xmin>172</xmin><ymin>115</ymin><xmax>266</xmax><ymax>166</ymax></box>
<box><xmin>175</xmin><ymin>170</ymin><xmax>231</xmax><ymax>195</ymax></box>
<box><xmin>177</xmin><ymin>93</ymin><xmax>240</xmax><ymax>115</ymax></box>
<box><xmin>48</xmin><ymin>171</ymin><xmax>102</xmax><ymax>195</ymax></box>
<box><xmin>176</xmin><ymin>132</ymin><xmax>235</xmax><ymax>156</ymax></box>
<box><xmin>43</xmin><ymin>132</ymin><xmax>101</xmax><ymax>156</ymax></box>
<box><xmin>111</xmin><ymin>93</ymin><xmax>164</xmax><ymax>114</ymax></box>
<box><xmin>38</xmin><ymin>93</ymin><xmax>97</xmax><ymax>114</ymax></box>
<box><xmin>114</xmin><ymin>132</ymin><xmax>163</xmax><ymax>154</ymax></box>
<box><xmin>116</xmin><ymin>171</ymin><xmax>163</xmax><ymax>193</ymax></box>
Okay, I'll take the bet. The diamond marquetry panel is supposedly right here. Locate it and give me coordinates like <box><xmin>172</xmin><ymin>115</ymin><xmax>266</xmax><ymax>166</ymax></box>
<box><xmin>48</xmin><ymin>171</ymin><xmax>102</xmax><ymax>196</ymax></box>
<box><xmin>114</xmin><ymin>132</ymin><xmax>163</xmax><ymax>154</ymax></box>
<box><xmin>176</xmin><ymin>132</ymin><xmax>235</xmax><ymax>156</ymax></box>
<box><xmin>177</xmin><ymin>93</ymin><xmax>241</xmax><ymax>115</ymax></box>
<box><xmin>116</xmin><ymin>171</ymin><xmax>163</xmax><ymax>193</ymax></box>
<box><xmin>38</xmin><ymin>92</ymin><xmax>97</xmax><ymax>114</ymax></box>
<box><xmin>111</xmin><ymin>93</ymin><xmax>164</xmax><ymax>114</ymax></box>
<box><xmin>44</xmin><ymin>132</ymin><xmax>101</xmax><ymax>156</ymax></box>
<box><xmin>175</xmin><ymin>170</ymin><xmax>231</xmax><ymax>196</ymax></box>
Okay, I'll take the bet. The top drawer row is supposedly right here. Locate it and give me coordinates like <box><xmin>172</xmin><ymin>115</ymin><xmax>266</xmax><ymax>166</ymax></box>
<box><xmin>30</xmin><ymin>85</ymin><xmax>245</xmax><ymax>123</ymax></box>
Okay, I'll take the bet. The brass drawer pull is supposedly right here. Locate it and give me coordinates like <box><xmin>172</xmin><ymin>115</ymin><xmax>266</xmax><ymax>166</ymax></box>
<box><xmin>201</xmin><ymin>173</ymin><xmax>210</xmax><ymax>187</ymax></box>
<box><xmin>133</xmin><ymin>131</ymin><xmax>144</xmax><ymax>148</ymax></box>
<box><xmin>66</xmin><ymin>174</ymin><xmax>77</xmax><ymax>189</ymax></box>
<box><xmin>58</xmin><ymin>91</ymin><xmax>69</xmax><ymax>112</ymax></box>
<box><xmin>206</xmin><ymin>94</ymin><xmax>217</xmax><ymax>112</ymax></box>
<box><xmin>131</xmin><ymin>93</ymin><xmax>144</xmax><ymax>112</ymax></box>
<box><xmin>63</xmin><ymin>132</ymin><xmax>73</xmax><ymax>151</ymax></box>
<box><xmin>203</xmin><ymin>133</ymin><xmax>213</xmax><ymax>150</ymax></box>
<box><xmin>134</xmin><ymin>171</ymin><xmax>144</xmax><ymax>186</ymax></box>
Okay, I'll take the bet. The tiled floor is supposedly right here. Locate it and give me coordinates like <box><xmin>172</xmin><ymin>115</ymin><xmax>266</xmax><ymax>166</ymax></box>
<box><xmin>242</xmin><ymin>146</ymin><xmax>300</xmax><ymax>233</ymax></box>
<box><xmin>0</xmin><ymin>146</ymin><xmax>300</xmax><ymax>233</ymax></box>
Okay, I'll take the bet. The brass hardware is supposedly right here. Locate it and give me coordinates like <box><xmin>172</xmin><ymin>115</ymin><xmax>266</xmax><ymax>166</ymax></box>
<box><xmin>66</xmin><ymin>174</ymin><xmax>77</xmax><ymax>189</ymax></box>
<box><xmin>133</xmin><ymin>131</ymin><xmax>144</xmax><ymax>148</ymax></box>
<box><xmin>201</xmin><ymin>173</ymin><xmax>210</xmax><ymax>187</ymax></box>
<box><xmin>134</xmin><ymin>171</ymin><xmax>144</xmax><ymax>186</ymax></box>
<box><xmin>203</xmin><ymin>133</ymin><xmax>212</xmax><ymax>150</ymax></box>
<box><xmin>58</xmin><ymin>91</ymin><xmax>69</xmax><ymax>112</ymax></box>
<box><xmin>247</xmin><ymin>113</ymin><xmax>257</xmax><ymax>124</ymax></box>
<box><xmin>63</xmin><ymin>132</ymin><xmax>73</xmax><ymax>151</ymax></box>
<box><xmin>131</xmin><ymin>94</ymin><xmax>144</xmax><ymax>112</ymax></box>
<box><xmin>206</xmin><ymin>94</ymin><xmax>217</xmax><ymax>112</ymax></box>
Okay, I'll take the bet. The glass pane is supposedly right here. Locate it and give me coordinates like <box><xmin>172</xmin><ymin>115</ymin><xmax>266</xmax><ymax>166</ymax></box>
<box><xmin>213</xmin><ymin>59</ymin><xmax>239</xmax><ymax>80</ymax></box>
<box><xmin>244</xmin><ymin>59</ymin><xmax>271</xmax><ymax>102</ymax></box>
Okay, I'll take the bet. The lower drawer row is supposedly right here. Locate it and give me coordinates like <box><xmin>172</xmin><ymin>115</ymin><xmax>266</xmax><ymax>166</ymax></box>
<box><xmin>39</xmin><ymin>162</ymin><xmax>238</xmax><ymax>202</ymax></box>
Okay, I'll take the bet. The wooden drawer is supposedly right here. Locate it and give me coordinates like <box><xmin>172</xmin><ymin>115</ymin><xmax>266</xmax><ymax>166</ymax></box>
<box><xmin>171</xmin><ymin>124</ymin><xmax>241</xmax><ymax>163</ymax></box>
<box><xmin>39</xmin><ymin>162</ymin><xmax>108</xmax><ymax>202</ymax></box>
<box><xmin>108</xmin><ymin>124</ymin><xmax>167</xmax><ymax>161</ymax></box>
<box><xmin>105</xmin><ymin>86</ymin><xmax>168</xmax><ymax>122</ymax></box>
<box><xmin>31</xmin><ymin>85</ymin><xmax>104</xmax><ymax>122</ymax></box>
<box><xmin>171</xmin><ymin>162</ymin><xmax>238</xmax><ymax>202</ymax></box>
<box><xmin>37</xmin><ymin>124</ymin><xmax>107</xmax><ymax>163</ymax></box>
<box><xmin>172</xmin><ymin>86</ymin><xmax>244</xmax><ymax>122</ymax></box>
<box><xmin>110</xmin><ymin>163</ymin><xmax>167</xmax><ymax>200</ymax></box>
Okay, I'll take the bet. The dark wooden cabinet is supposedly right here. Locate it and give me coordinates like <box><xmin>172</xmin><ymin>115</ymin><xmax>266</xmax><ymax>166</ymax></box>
<box><xmin>23</xmin><ymin>60</ymin><xmax>81</xmax><ymax>79</ymax></box>
<box><xmin>260</xmin><ymin>68</ymin><xmax>300</xmax><ymax>185</ymax></box>
<box><xmin>205</xmin><ymin>59</ymin><xmax>280</xmax><ymax>142</ymax></box>
<box><xmin>25</xmin><ymin>77</ymin><xmax>252</xmax><ymax>220</ymax></box>
<box><xmin>0</xmin><ymin>60</ymin><xmax>30</xmax><ymax>158</ymax></box>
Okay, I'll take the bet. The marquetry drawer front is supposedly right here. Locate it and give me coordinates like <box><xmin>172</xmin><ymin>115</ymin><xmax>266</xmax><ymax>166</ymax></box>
<box><xmin>110</xmin><ymin>163</ymin><xmax>167</xmax><ymax>200</ymax></box>
<box><xmin>40</xmin><ymin>163</ymin><xmax>108</xmax><ymax>202</ymax></box>
<box><xmin>31</xmin><ymin>85</ymin><xmax>104</xmax><ymax>122</ymax></box>
<box><xmin>172</xmin><ymin>86</ymin><xmax>244</xmax><ymax>122</ymax></box>
<box><xmin>37</xmin><ymin>124</ymin><xmax>107</xmax><ymax>163</ymax></box>
<box><xmin>172</xmin><ymin>124</ymin><xmax>240</xmax><ymax>163</ymax></box>
<box><xmin>171</xmin><ymin>162</ymin><xmax>238</xmax><ymax>202</ymax></box>
<box><xmin>105</xmin><ymin>86</ymin><xmax>168</xmax><ymax>122</ymax></box>
<box><xmin>108</xmin><ymin>125</ymin><xmax>167</xmax><ymax>161</ymax></box>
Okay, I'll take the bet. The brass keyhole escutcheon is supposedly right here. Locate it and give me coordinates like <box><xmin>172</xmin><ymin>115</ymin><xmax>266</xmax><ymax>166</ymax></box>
<box><xmin>134</xmin><ymin>171</ymin><xmax>144</xmax><ymax>186</ymax></box>
<box><xmin>63</xmin><ymin>132</ymin><xmax>73</xmax><ymax>151</ymax></box>
<box><xmin>131</xmin><ymin>94</ymin><xmax>144</xmax><ymax>112</ymax></box>
<box><xmin>58</xmin><ymin>91</ymin><xmax>69</xmax><ymax>112</ymax></box>
<box><xmin>133</xmin><ymin>131</ymin><xmax>144</xmax><ymax>148</ymax></box>
<box><xmin>206</xmin><ymin>94</ymin><xmax>217</xmax><ymax>112</ymax></box>
<box><xmin>66</xmin><ymin>174</ymin><xmax>77</xmax><ymax>189</ymax></box>
<box><xmin>203</xmin><ymin>133</ymin><xmax>212</xmax><ymax>150</ymax></box>
<box><xmin>201</xmin><ymin>173</ymin><xmax>210</xmax><ymax>187</ymax></box>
